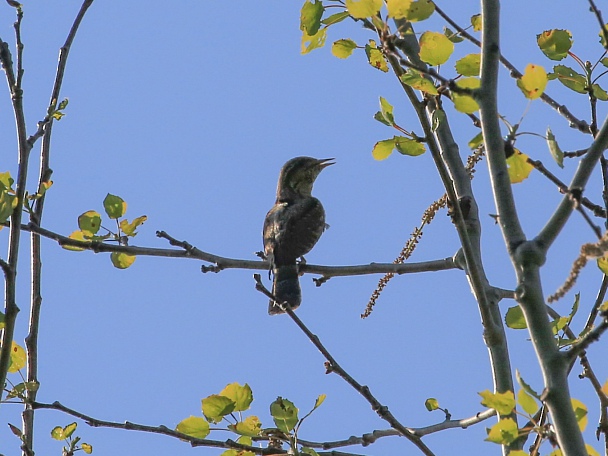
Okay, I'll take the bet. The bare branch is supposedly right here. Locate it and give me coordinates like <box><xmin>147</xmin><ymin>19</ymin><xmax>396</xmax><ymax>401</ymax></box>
<box><xmin>253</xmin><ymin>275</ymin><xmax>436</xmax><ymax>456</ymax></box>
<box><xmin>14</xmin><ymin>223</ymin><xmax>459</xmax><ymax>278</ymax></box>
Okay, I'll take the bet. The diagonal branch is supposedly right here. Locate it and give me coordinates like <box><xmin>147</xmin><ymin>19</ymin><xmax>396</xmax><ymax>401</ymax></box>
<box><xmin>254</xmin><ymin>275</ymin><xmax>436</xmax><ymax>456</ymax></box>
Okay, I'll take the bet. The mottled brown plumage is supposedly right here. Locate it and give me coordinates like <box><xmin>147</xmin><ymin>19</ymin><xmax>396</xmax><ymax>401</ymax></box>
<box><xmin>263</xmin><ymin>157</ymin><xmax>333</xmax><ymax>315</ymax></box>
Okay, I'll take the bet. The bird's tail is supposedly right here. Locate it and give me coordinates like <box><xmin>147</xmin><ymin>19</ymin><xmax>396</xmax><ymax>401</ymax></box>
<box><xmin>269</xmin><ymin>264</ymin><xmax>301</xmax><ymax>315</ymax></box>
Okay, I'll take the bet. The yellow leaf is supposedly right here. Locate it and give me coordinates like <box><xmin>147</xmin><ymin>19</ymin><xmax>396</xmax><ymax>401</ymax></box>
<box><xmin>485</xmin><ymin>418</ymin><xmax>518</xmax><ymax>444</ymax></box>
<box><xmin>8</xmin><ymin>341</ymin><xmax>26</xmax><ymax>372</ymax></box>
<box><xmin>81</xmin><ymin>443</ymin><xmax>93</xmax><ymax>454</ymax></box>
<box><xmin>598</xmin><ymin>256</ymin><xmax>608</xmax><ymax>275</ymax></box>
<box><xmin>63</xmin><ymin>230</ymin><xmax>88</xmax><ymax>252</ymax></box>
<box><xmin>471</xmin><ymin>14</ymin><xmax>482</xmax><ymax>31</ymax></box>
<box><xmin>419</xmin><ymin>31</ymin><xmax>454</xmax><ymax>66</ymax></box>
<box><xmin>517</xmin><ymin>389</ymin><xmax>538</xmax><ymax>415</ymax></box>
<box><xmin>386</xmin><ymin>0</ymin><xmax>412</xmax><ymax>18</ymax></box>
<box><xmin>301</xmin><ymin>28</ymin><xmax>327</xmax><ymax>54</ymax></box>
<box><xmin>586</xmin><ymin>444</ymin><xmax>601</xmax><ymax>456</ymax></box>
<box><xmin>479</xmin><ymin>390</ymin><xmax>516</xmax><ymax>415</ymax></box>
<box><xmin>517</xmin><ymin>64</ymin><xmax>548</xmax><ymax>99</ymax></box>
<box><xmin>372</xmin><ymin>139</ymin><xmax>394</xmax><ymax>160</ymax></box>
<box><xmin>345</xmin><ymin>0</ymin><xmax>382</xmax><ymax>19</ymax></box>
<box><xmin>452</xmin><ymin>77</ymin><xmax>480</xmax><ymax>113</ymax></box>
<box><xmin>506</xmin><ymin>150</ymin><xmax>534</xmax><ymax>184</ymax></box>
<box><xmin>110</xmin><ymin>252</ymin><xmax>136</xmax><ymax>269</ymax></box>
<box><xmin>331</xmin><ymin>39</ymin><xmax>357</xmax><ymax>59</ymax></box>
<box><xmin>602</xmin><ymin>379</ymin><xmax>608</xmax><ymax>397</ymax></box>
<box><xmin>176</xmin><ymin>416</ymin><xmax>210</xmax><ymax>439</ymax></box>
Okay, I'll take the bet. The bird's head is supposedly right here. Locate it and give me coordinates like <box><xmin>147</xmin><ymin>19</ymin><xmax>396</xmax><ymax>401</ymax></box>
<box><xmin>277</xmin><ymin>156</ymin><xmax>335</xmax><ymax>199</ymax></box>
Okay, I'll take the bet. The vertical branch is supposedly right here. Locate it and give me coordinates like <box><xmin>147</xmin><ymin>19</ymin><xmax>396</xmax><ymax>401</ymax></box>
<box><xmin>388</xmin><ymin>18</ymin><xmax>515</xmax><ymax>422</ymax></box>
<box><xmin>0</xmin><ymin>25</ymin><xmax>31</xmax><ymax>410</ymax></box>
<box><xmin>22</xmin><ymin>0</ymin><xmax>95</xmax><ymax>452</ymax></box>
<box><xmin>478</xmin><ymin>1</ymin><xmax>587</xmax><ymax>455</ymax></box>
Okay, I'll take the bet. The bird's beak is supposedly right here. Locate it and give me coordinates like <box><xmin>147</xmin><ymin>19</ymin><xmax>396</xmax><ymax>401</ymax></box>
<box><xmin>317</xmin><ymin>158</ymin><xmax>335</xmax><ymax>170</ymax></box>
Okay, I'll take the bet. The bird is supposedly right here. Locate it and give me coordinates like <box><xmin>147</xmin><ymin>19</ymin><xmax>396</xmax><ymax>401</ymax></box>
<box><xmin>263</xmin><ymin>156</ymin><xmax>334</xmax><ymax>315</ymax></box>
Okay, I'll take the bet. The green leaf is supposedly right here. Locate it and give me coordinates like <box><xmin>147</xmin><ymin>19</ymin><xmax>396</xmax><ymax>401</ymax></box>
<box><xmin>300</xmin><ymin>1</ymin><xmax>324</xmax><ymax>36</ymax></box>
<box><xmin>78</xmin><ymin>210</ymin><xmax>102</xmax><ymax>236</ymax></box>
<box><xmin>431</xmin><ymin>109</ymin><xmax>445</xmax><ymax>131</ymax></box>
<box><xmin>51</xmin><ymin>422</ymin><xmax>78</xmax><ymax>441</ymax></box>
<box><xmin>485</xmin><ymin>418</ymin><xmax>518</xmax><ymax>444</ymax></box>
<box><xmin>0</xmin><ymin>310</ymin><xmax>5</xmax><ymax>329</ymax></box>
<box><xmin>202</xmin><ymin>395</ymin><xmax>236</xmax><ymax>423</ymax></box>
<box><xmin>479</xmin><ymin>390</ymin><xmax>515</xmax><ymax>415</ymax></box>
<box><xmin>506</xmin><ymin>306</ymin><xmax>527</xmax><ymax>330</ymax></box>
<box><xmin>455</xmin><ymin>53</ymin><xmax>481</xmax><ymax>77</ymax></box>
<box><xmin>572</xmin><ymin>398</ymin><xmax>588</xmax><ymax>432</ymax></box>
<box><xmin>301</xmin><ymin>448</ymin><xmax>320</xmax><ymax>456</ymax></box>
<box><xmin>537</xmin><ymin>29</ymin><xmax>572</xmax><ymax>60</ymax></box>
<box><xmin>176</xmin><ymin>416</ymin><xmax>211</xmax><ymax>439</ymax></box>
<box><xmin>546</xmin><ymin>127</ymin><xmax>564</xmax><ymax>168</ymax></box>
<box><xmin>516</xmin><ymin>370</ymin><xmax>541</xmax><ymax>399</ymax></box>
<box><xmin>444</xmin><ymin>26</ymin><xmax>464</xmax><ymax>43</ymax></box>
<box><xmin>229</xmin><ymin>416</ymin><xmax>262</xmax><ymax>437</ymax></box>
<box><xmin>468</xmin><ymin>132</ymin><xmax>484</xmax><ymax>149</ymax></box>
<box><xmin>120</xmin><ymin>215</ymin><xmax>147</xmax><ymax>236</ymax></box>
<box><xmin>600</xmin><ymin>24</ymin><xmax>608</xmax><ymax>48</ymax></box>
<box><xmin>470</xmin><ymin>14</ymin><xmax>482</xmax><ymax>32</ymax></box>
<box><xmin>110</xmin><ymin>252</ymin><xmax>136</xmax><ymax>269</ymax></box>
<box><xmin>270</xmin><ymin>397</ymin><xmax>299</xmax><ymax>433</ymax></box>
<box><xmin>517</xmin><ymin>64</ymin><xmax>548</xmax><ymax>99</ymax></box>
<box><xmin>331</xmin><ymin>39</ymin><xmax>357</xmax><ymax>59</ymax></box>
<box><xmin>452</xmin><ymin>77</ymin><xmax>480</xmax><ymax>113</ymax></box>
<box><xmin>552</xmin><ymin>65</ymin><xmax>587</xmax><ymax>93</ymax></box>
<box><xmin>103</xmin><ymin>193</ymin><xmax>126</xmax><ymax>219</ymax></box>
<box><xmin>424</xmin><ymin>398</ymin><xmax>439</xmax><ymax>411</ymax></box>
<box><xmin>592</xmin><ymin>84</ymin><xmax>608</xmax><ymax>101</ymax></box>
<box><xmin>517</xmin><ymin>389</ymin><xmax>538</xmax><ymax>415</ymax></box>
<box><xmin>301</xmin><ymin>28</ymin><xmax>327</xmax><ymax>55</ymax></box>
<box><xmin>598</xmin><ymin>254</ymin><xmax>608</xmax><ymax>274</ymax></box>
<box><xmin>345</xmin><ymin>0</ymin><xmax>382</xmax><ymax>19</ymax></box>
<box><xmin>372</xmin><ymin>139</ymin><xmax>395</xmax><ymax>160</ymax></box>
<box><xmin>394</xmin><ymin>136</ymin><xmax>425</xmax><ymax>156</ymax></box>
<box><xmin>418</xmin><ymin>31</ymin><xmax>454</xmax><ymax>66</ymax></box>
<box><xmin>365</xmin><ymin>40</ymin><xmax>388</xmax><ymax>72</ymax></box>
<box><xmin>0</xmin><ymin>188</ymin><xmax>17</xmax><ymax>224</ymax></box>
<box><xmin>219</xmin><ymin>382</ymin><xmax>253</xmax><ymax>412</ymax></box>
<box><xmin>399</xmin><ymin>70</ymin><xmax>438</xmax><ymax>94</ymax></box>
<box><xmin>321</xmin><ymin>11</ymin><xmax>350</xmax><ymax>26</ymax></box>
<box><xmin>375</xmin><ymin>96</ymin><xmax>395</xmax><ymax>126</ymax></box>
<box><xmin>57</xmin><ymin>98</ymin><xmax>69</xmax><ymax>110</ymax></box>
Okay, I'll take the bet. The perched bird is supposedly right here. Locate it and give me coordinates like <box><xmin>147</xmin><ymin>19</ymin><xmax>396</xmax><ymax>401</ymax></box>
<box><xmin>263</xmin><ymin>157</ymin><xmax>334</xmax><ymax>315</ymax></box>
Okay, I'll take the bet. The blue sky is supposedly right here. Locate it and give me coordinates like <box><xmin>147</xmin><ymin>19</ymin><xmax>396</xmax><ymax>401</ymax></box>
<box><xmin>1</xmin><ymin>1</ymin><xmax>608</xmax><ymax>455</ymax></box>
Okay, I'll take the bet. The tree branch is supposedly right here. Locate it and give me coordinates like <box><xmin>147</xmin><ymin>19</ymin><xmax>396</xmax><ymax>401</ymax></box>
<box><xmin>32</xmin><ymin>401</ymin><xmax>285</xmax><ymax>455</ymax></box>
<box><xmin>14</xmin><ymin>223</ymin><xmax>459</xmax><ymax>278</ymax></box>
<box><xmin>253</xmin><ymin>275</ymin><xmax>436</xmax><ymax>456</ymax></box>
<box><xmin>434</xmin><ymin>3</ymin><xmax>590</xmax><ymax>134</ymax></box>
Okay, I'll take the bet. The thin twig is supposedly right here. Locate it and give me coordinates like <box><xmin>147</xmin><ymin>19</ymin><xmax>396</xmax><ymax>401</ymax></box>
<box><xmin>32</xmin><ymin>401</ymin><xmax>284</xmax><ymax>455</ymax></box>
<box><xmin>11</xmin><ymin>223</ymin><xmax>459</xmax><ymax>278</ymax></box>
<box><xmin>433</xmin><ymin>3</ymin><xmax>591</xmax><ymax>134</ymax></box>
<box><xmin>253</xmin><ymin>275</ymin><xmax>436</xmax><ymax>456</ymax></box>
